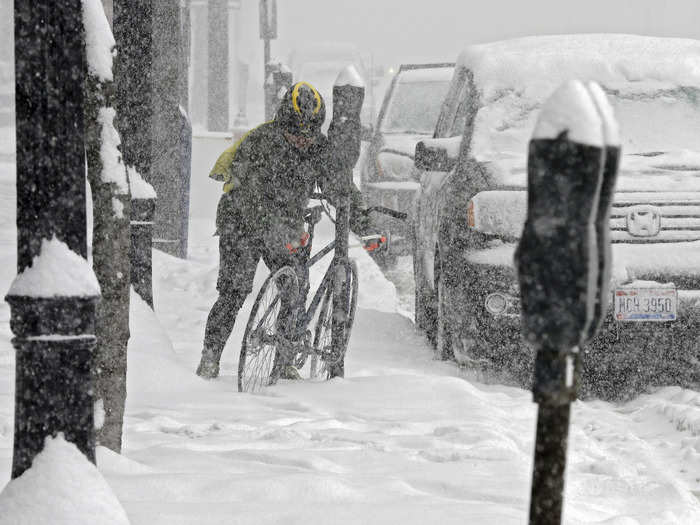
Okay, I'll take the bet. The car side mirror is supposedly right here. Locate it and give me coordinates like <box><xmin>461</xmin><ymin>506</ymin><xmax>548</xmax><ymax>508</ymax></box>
<box><xmin>414</xmin><ymin>137</ymin><xmax>460</xmax><ymax>172</ymax></box>
<box><xmin>361</xmin><ymin>124</ymin><xmax>374</xmax><ymax>142</ymax></box>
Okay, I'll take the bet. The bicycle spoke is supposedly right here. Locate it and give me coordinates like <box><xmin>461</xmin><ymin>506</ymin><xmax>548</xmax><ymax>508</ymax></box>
<box><xmin>242</xmin><ymin>276</ymin><xmax>284</xmax><ymax>391</ymax></box>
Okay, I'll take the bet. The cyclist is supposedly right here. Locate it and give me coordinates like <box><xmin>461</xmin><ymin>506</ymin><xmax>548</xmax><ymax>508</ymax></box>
<box><xmin>197</xmin><ymin>81</ymin><xmax>370</xmax><ymax>379</ymax></box>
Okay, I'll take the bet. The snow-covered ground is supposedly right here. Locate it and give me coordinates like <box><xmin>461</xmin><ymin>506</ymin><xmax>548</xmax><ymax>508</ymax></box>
<box><xmin>1</xmin><ymin>143</ymin><xmax>700</xmax><ymax>523</ymax></box>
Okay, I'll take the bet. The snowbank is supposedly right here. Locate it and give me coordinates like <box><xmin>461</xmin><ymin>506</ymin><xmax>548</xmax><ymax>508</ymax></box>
<box><xmin>127</xmin><ymin>289</ymin><xmax>203</xmax><ymax>395</ymax></box>
<box><xmin>8</xmin><ymin>237</ymin><xmax>100</xmax><ymax>298</ymax></box>
<box><xmin>0</xmin><ymin>434</ymin><xmax>129</xmax><ymax>525</ymax></box>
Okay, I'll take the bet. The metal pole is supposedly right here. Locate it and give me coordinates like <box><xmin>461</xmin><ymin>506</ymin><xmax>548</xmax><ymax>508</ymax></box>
<box><xmin>208</xmin><ymin>0</ymin><xmax>229</xmax><ymax>131</ymax></box>
<box><xmin>8</xmin><ymin>0</ymin><xmax>99</xmax><ymax>478</ymax></box>
<box><xmin>328</xmin><ymin>68</ymin><xmax>365</xmax><ymax>378</ymax></box>
<box><xmin>263</xmin><ymin>39</ymin><xmax>272</xmax><ymax>120</ymax></box>
<box><xmin>528</xmin><ymin>349</ymin><xmax>577</xmax><ymax>525</ymax></box>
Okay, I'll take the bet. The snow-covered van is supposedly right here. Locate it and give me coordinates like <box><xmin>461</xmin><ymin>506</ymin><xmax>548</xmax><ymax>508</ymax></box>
<box><xmin>412</xmin><ymin>34</ymin><xmax>700</xmax><ymax>398</ymax></box>
<box><xmin>360</xmin><ymin>63</ymin><xmax>454</xmax><ymax>264</ymax></box>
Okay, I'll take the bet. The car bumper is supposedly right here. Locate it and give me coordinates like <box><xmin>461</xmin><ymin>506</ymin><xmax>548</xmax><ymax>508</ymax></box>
<box><xmin>444</xmin><ymin>259</ymin><xmax>700</xmax><ymax>397</ymax></box>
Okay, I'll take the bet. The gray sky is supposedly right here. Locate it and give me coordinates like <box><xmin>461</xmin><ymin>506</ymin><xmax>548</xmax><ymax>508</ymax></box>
<box><xmin>256</xmin><ymin>0</ymin><xmax>700</xmax><ymax>67</ymax></box>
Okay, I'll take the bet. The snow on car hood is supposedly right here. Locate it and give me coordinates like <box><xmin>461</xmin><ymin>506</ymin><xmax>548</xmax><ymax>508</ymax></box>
<box><xmin>466</xmin><ymin>239</ymin><xmax>700</xmax><ymax>285</ymax></box>
<box><xmin>484</xmin><ymin>150</ymin><xmax>700</xmax><ymax>192</ymax></box>
<box><xmin>381</xmin><ymin>133</ymin><xmax>429</xmax><ymax>158</ymax></box>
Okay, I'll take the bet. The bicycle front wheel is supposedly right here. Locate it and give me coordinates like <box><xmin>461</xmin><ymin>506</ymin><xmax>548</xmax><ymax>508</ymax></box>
<box><xmin>310</xmin><ymin>259</ymin><xmax>359</xmax><ymax>380</ymax></box>
<box><xmin>238</xmin><ymin>266</ymin><xmax>299</xmax><ymax>393</ymax></box>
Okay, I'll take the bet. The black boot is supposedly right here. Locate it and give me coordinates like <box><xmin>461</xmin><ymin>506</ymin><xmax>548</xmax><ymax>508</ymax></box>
<box><xmin>196</xmin><ymin>347</ymin><xmax>220</xmax><ymax>379</ymax></box>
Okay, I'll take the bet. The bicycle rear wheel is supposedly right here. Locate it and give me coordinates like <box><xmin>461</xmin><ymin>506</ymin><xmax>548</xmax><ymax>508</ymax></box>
<box><xmin>238</xmin><ymin>266</ymin><xmax>299</xmax><ymax>393</ymax></box>
<box><xmin>310</xmin><ymin>259</ymin><xmax>359</xmax><ymax>379</ymax></box>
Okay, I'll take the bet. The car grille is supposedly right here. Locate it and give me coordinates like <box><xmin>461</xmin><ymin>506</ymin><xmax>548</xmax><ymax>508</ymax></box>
<box><xmin>610</xmin><ymin>193</ymin><xmax>700</xmax><ymax>243</ymax></box>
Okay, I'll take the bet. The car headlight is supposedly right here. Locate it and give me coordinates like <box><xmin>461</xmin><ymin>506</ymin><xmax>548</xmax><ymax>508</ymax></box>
<box><xmin>467</xmin><ymin>191</ymin><xmax>527</xmax><ymax>238</ymax></box>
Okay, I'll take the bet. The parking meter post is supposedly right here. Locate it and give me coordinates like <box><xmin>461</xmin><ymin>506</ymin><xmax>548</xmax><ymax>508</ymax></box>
<box><xmin>516</xmin><ymin>81</ymin><xmax>609</xmax><ymax>525</ymax></box>
<box><xmin>328</xmin><ymin>66</ymin><xmax>365</xmax><ymax>378</ymax></box>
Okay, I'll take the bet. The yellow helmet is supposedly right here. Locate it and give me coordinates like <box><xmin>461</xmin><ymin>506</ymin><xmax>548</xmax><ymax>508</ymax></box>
<box><xmin>276</xmin><ymin>81</ymin><xmax>326</xmax><ymax>136</ymax></box>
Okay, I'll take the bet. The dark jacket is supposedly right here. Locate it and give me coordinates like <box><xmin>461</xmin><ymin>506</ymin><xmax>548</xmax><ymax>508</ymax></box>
<box><xmin>211</xmin><ymin>119</ymin><xmax>367</xmax><ymax>239</ymax></box>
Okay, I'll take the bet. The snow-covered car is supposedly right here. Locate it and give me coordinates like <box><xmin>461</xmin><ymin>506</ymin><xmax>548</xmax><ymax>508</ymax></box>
<box><xmin>412</xmin><ymin>34</ymin><xmax>700</xmax><ymax>398</ymax></box>
<box><xmin>360</xmin><ymin>63</ymin><xmax>453</xmax><ymax>262</ymax></box>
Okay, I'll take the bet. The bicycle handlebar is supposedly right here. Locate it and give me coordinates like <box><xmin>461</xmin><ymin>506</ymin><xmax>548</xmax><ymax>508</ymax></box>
<box><xmin>363</xmin><ymin>206</ymin><xmax>408</xmax><ymax>220</ymax></box>
<box><xmin>308</xmin><ymin>193</ymin><xmax>407</xmax><ymax>221</ymax></box>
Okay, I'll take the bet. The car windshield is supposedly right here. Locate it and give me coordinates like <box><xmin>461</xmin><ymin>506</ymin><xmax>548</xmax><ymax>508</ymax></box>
<box><xmin>381</xmin><ymin>80</ymin><xmax>451</xmax><ymax>135</ymax></box>
<box><xmin>470</xmin><ymin>86</ymin><xmax>700</xmax><ymax>163</ymax></box>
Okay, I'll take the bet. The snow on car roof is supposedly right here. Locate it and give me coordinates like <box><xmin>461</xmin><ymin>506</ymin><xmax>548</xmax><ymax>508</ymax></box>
<box><xmin>396</xmin><ymin>66</ymin><xmax>454</xmax><ymax>84</ymax></box>
<box><xmin>458</xmin><ymin>34</ymin><xmax>700</xmax><ymax>99</ymax></box>
<box><xmin>457</xmin><ymin>34</ymin><xmax>700</xmax><ymax>175</ymax></box>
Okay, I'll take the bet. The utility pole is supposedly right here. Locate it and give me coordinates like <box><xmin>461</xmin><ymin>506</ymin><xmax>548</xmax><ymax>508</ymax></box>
<box><xmin>7</xmin><ymin>0</ymin><xmax>100</xmax><ymax>478</ymax></box>
<box><xmin>208</xmin><ymin>0</ymin><xmax>229</xmax><ymax>131</ymax></box>
<box><xmin>260</xmin><ymin>0</ymin><xmax>278</xmax><ymax>120</ymax></box>
<box><xmin>152</xmin><ymin>0</ymin><xmax>190</xmax><ymax>258</ymax></box>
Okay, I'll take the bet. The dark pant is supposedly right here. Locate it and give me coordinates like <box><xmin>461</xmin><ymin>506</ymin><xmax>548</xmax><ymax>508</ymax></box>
<box><xmin>203</xmin><ymin>231</ymin><xmax>309</xmax><ymax>362</ymax></box>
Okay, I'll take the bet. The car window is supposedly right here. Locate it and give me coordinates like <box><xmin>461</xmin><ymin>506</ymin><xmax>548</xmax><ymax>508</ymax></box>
<box><xmin>434</xmin><ymin>67</ymin><xmax>468</xmax><ymax>138</ymax></box>
<box><xmin>380</xmin><ymin>79</ymin><xmax>451</xmax><ymax>135</ymax></box>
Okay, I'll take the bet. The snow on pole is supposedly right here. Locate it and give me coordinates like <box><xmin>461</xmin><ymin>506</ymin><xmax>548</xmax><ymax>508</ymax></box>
<box><xmin>515</xmin><ymin>79</ymin><xmax>615</xmax><ymax>525</ymax></box>
<box><xmin>82</xmin><ymin>0</ymin><xmax>116</xmax><ymax>82</ymax></box>
<box><xmin>0</xmin><ymin>434</ymin><xmax>130</xmax><ymax>524</ymax></box>
<box><xmin>7</xmin><ymin>0</ymin><xmax>100</xmax><ymax>479</ymax></box>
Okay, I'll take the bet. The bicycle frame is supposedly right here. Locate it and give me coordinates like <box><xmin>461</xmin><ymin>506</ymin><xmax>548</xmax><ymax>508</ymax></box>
<box><xmin>289</xmin><ymin>216</ymin><xmax>339</xmax><ymax>342</ymax></box>
<box><xmin>286</xmin><ymin>197</ymin><xmax>407</xmax><ymax>343</ymax></box>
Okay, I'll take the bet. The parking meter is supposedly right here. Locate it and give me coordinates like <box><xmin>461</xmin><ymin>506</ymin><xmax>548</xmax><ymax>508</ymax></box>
<box><xmin>331</xmin><ymin>65</ymin><xmax>365</xmax><ymax>175</ymax></box>
<box><xmin>328</xmin><ymin>65</ymin><xmax>365</xmax><ymax>378</ymax></box>
<box><xmin>517</xmin><ymin>80</ymin><xmax>620</xmax><ymax>525</ymax></box>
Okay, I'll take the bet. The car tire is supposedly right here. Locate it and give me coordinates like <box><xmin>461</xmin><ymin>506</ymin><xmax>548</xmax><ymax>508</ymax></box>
<box><xmin>413</xmin><ymin>241</ymin><xmax>438</xmax><ymax>348</ymax></box>
<box><xmin>435</xmin><ymin>256</ymin><xmax>455</xmax><ymax>361</ymax></box>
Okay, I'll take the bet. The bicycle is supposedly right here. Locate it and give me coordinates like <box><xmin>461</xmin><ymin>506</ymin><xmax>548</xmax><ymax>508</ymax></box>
<box><xmin>238</xmin><ymin>194</ymin><xmax>406</xmax><ymax>393</ymax></box>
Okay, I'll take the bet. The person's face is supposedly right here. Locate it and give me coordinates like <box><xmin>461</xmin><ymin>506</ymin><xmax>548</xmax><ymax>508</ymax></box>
<box><xmin>284</xmin><ymin>131</ymin><xmax>316</xmax><ymax>151</ymax></box>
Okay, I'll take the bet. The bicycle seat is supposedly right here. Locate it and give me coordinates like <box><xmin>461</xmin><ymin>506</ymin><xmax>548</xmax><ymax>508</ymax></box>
<box><xmin>304</xmin><ymin>206</ymin><xmax>324</xmax><ymax>226</ymax></box>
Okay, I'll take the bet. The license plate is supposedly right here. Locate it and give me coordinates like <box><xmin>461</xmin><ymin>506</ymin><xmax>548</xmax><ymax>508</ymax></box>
<box><xmin>614</xmin><ymin>288</ymin><xmax>678</xmax><ymax>322</ymax></box>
